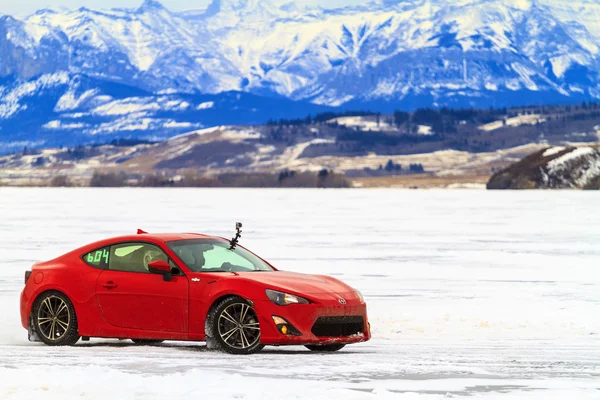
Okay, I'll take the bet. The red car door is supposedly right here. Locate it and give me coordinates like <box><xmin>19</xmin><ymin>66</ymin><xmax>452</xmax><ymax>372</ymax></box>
<box><xmin>94</xmin><ymin>242</ymin><xmax>189</xmax><ymax>332</ymax></box>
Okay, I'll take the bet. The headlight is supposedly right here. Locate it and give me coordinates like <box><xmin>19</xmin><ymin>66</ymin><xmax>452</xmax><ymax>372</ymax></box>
<box><xmin>265</xmin><ymin>289</ymin><xmax>309</xmax><ymax>306</ymax></box>
<box><xmin>355</xmin><ymin>289</ymin><xmax>364</xmax><ymax>303</ymax></box>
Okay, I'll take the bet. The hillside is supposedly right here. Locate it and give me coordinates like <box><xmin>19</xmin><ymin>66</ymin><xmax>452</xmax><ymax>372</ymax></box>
<box><xmin>2</xmin><ymin>102</ymin><xmax>600</xmax><ymax>187</ymax></box>
<box><xmin>2</xmin><ymin>0</ymin><xmax>600</xmax><ymax>148</ymax></box>
<box><xmin>7</xmin><ymin>102</ymin><xmax>600</xmax><ymax>187</ymax></box>
<box><xmin>487</xmin><ymin>145</ymin><xmax>600</xmax><ymax>189</ymax></box>
<box><xmin>0</xmin><ymin>126</ymin><xmax>543</xmax><ymax>188</ymax></box>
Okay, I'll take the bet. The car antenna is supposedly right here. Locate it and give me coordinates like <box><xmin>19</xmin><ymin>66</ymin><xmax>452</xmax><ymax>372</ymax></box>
<box><xmin>229</xmin><ymin>222</ymin><xmax>242</xmax><ymax>250</ymax></box>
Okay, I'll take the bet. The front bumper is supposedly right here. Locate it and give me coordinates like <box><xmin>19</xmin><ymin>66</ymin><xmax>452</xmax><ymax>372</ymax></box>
<box><xmin>253</xmin><ymin>297</ymin><xmax>371</xmax><ymax>346</ymax></box>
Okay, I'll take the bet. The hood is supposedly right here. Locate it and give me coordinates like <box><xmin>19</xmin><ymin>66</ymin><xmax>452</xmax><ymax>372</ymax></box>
<box><xmin>237</xmin><ymin>271</ymin><xmax>355</xmax><ymax>296</ymax></box>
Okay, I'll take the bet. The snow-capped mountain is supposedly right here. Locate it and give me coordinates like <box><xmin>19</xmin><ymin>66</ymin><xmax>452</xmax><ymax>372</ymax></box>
<box><xmin>5</xmin><ymin>0</ymin><xmax>600</xmax><ymax>105</ymax></box>
<box><xmin>2</xmin><ymin>0</ymin><xmax>600</xmax><ymax>149</ymax></box>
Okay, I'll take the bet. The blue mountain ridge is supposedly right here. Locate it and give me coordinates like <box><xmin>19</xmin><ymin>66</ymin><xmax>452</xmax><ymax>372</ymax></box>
<box><xmin>0</xmin><ymin>73</ymin><xmax>333</xmax><ymax>151</ymax></box>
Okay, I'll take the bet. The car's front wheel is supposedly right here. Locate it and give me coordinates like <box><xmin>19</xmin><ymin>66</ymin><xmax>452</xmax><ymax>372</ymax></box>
<box><xmin>207</xmin><ymin>296</ymin><xmax>264</xmax><ymax>355</ymax></box>
<box><xmin>305</xmin><ymin>344</ymin><xmax>346</xmax><ymax>352</ymax></box>
<box><xmin>32</xmin><ymin>291</ymin><xmax>80</xmax><ymax>346</ymax></box>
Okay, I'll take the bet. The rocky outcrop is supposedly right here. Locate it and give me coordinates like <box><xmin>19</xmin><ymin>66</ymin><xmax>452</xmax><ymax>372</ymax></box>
<box><xmin>487</xmin><ymin>146</ymin><xmax>600</xmax><ymax>189</ymax></box>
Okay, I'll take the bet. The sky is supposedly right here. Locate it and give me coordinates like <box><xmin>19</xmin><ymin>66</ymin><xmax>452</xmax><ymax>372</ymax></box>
<box><xmin>0</xmin><ymin>0</ymin><xmax>363</xmax><ymax>16</ymax></box>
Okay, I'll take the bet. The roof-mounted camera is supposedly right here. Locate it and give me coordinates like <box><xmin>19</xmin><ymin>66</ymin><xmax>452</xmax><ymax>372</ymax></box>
<box><xmin>229</xmin><ymin>222</ymin><xmax>243</xmax><ymax>250</ymax></box>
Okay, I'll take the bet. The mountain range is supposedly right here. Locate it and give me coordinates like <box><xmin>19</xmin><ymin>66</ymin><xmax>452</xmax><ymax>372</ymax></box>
<box><xmin>1</xmin><ymin>0</ymin><xmax>600</xmax><ymax>149</ymax></box>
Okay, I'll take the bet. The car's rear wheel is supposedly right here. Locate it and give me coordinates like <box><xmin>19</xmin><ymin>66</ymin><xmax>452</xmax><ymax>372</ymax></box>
<box><xmin>207</xmin><ymin>296</ymin><xmax>264</xmax><ymax>355</ymax></box>
<box><xmin>131</xmin><ymin>339</ymin><xmax>164</xmax><ymax>345</ymax></box>
<box><xmin>32</xmin><ymin>291</ymin><xmax>80</xmax><ymax>346</ymax></box>
<box><xmin>305</xmin><ymin>344</ymin><xmax>346</xmax><ymax>352</ymax></box>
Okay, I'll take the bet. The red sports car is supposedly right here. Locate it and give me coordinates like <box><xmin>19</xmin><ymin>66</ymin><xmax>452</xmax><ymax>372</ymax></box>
<box><xmin>20</xmin><ymin>225</ymin><xmax>370</xmax><ymax>354</ymax></box>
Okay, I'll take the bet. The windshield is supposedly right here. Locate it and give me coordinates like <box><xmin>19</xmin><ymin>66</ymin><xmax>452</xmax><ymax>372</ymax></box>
<box><xmin>167</xmin><ymin>239</ymin><xmax>274</xmax><ymax>273</ymax></box>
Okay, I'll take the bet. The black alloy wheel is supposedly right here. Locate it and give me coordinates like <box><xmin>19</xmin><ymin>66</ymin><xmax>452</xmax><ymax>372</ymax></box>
<box><xmin>208</xmin><ymin>296</ymin><xmax>264</xmax><ymax>355</ymax></box>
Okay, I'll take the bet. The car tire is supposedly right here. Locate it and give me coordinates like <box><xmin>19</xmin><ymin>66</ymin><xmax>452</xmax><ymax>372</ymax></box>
<box><xmin>305</xmin><ymin>344</ymin><xmax>346</xmax><ymax>352</ymax></box>
<box><xmin>131</xmin><ymin>339</ymin><xmax>164</xmax><ymax>345</ymax></box>
<box><xmin>32</xmin><ymin>291</ymin><xmax>80</xmax><ymax>346</ymax></box>
<box><xmin>206</xmin><ymin>296</ymin><xmax>264</xmax><ymax>355</ymax></box>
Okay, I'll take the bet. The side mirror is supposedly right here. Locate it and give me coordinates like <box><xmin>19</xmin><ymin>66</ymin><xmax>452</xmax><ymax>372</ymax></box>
<box><xmin>148</xmin><ymin>260</ymin><xmax>173</xmax><ymax>281</ymax></box>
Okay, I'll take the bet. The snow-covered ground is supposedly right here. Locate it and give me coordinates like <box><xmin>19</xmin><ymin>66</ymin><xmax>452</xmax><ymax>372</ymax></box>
<box><xmin>0</xmin><ymin>189</ymin><xmax>599</xmax><ymax>399</ymax></box>
<box><xmin>479</xmin><ymin>115</ymin><xmax>546</xmax><ymax>131</ymax></box>
<box><xmin>326</xmin><ymin>116</ymin><xmax>394</xmax><ymax>131</ymax></box>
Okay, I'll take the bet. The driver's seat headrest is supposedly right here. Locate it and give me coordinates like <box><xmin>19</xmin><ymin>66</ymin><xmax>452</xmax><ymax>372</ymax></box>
<box><xmin>178</xmin><ymin>248</ymin><xmax>196</xmax><ymax>266</ymax></box>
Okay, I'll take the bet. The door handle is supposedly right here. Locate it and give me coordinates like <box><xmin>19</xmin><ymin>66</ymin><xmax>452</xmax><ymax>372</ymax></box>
<box><xmin>102</xmin><ymin>281</ymin><xmax>118</xmax><ymax>289</ymax></box>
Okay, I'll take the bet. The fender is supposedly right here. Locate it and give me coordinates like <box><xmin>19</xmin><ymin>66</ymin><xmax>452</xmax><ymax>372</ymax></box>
<box><xmin>188</xmin><ymin>277</ymin><xmax>259</xmax><ymax>337</ymax></box>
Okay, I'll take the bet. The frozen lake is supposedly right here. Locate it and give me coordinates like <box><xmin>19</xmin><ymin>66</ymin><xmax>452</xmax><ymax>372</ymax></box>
<box><xmin>0</xmin><ymin>188</ymin><xmax>599</xmax><ymax>399</ymax></box>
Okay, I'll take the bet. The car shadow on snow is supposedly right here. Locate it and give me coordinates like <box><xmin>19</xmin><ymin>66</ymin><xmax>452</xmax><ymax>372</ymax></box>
<box><xmin>73</xmin><ymin>342</ymin><xmax>365</xmax><ymax>355</ymax></box>
<box><xmin>173</xmin><ymin>345</ymin><xmax>365</xmax><ymax>355</ymax></box>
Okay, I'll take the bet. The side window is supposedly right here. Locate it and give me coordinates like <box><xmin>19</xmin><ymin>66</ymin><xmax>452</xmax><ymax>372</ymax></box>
<box><xmin>83</xmin><ymin>247</ymin><xmax>110</xmax><ymax>269</ymax></box>
<box><xmin>108</xmin><ymin>243</ymin><xmax>168</xmax><ymax>273</ymax></box>
<box><xmin>203</xmin><ymin>246</ymin><xmax>255</xmax><ymax>271</ymax></box>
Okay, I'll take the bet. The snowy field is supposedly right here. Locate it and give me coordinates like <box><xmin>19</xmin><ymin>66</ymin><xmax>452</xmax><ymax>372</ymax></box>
<box><xmin>0</xmin><ymin>188</ymin><xmax>599</xmax><ymax>399</ymax></box>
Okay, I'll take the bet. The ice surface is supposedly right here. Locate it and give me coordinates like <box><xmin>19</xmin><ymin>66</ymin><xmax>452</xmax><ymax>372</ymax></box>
<box><xmin>0</xmin><ymin>189</ymin><xmax>599</xmax><ymax>398</ymax></box>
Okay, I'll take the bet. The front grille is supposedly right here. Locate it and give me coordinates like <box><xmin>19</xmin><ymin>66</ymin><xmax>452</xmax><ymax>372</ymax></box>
<box><xmin>311</xmin><ymin>316</ymin><xmax>364</xmax><ymax>337</ymax></box>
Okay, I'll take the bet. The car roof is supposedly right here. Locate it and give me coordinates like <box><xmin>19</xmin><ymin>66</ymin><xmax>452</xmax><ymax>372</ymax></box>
<box><xmin>133</xmin><ymin>232</ymin><xmax>217</xmax><ymax>242</ymax></box>
<box><xmin>106</xmin><ymin>232</ymin><xmax>222</xmax><ymax>243</ymax></box>
<box><xmin>72</xmin><ymin>232</ymin><xmax>227</xmax><ymax>255</ymax></box>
